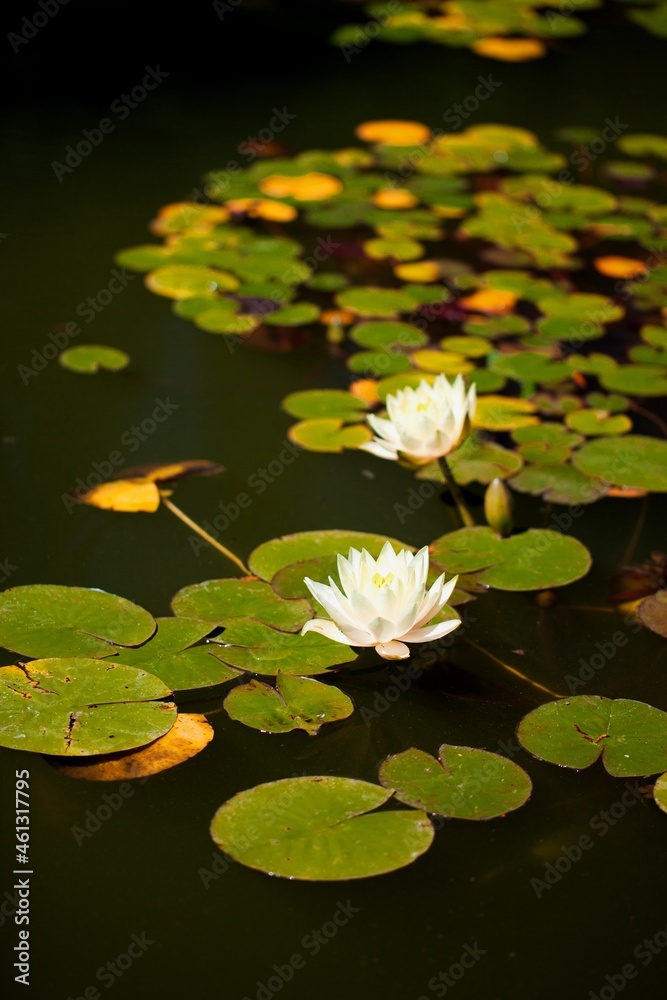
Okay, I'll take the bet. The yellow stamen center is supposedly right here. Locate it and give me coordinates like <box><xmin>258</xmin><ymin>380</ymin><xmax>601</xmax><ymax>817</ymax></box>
<box><xmin>372</xmin><ymin>572</ymin><xmax>395</xmax><ymax>588</ymax></box>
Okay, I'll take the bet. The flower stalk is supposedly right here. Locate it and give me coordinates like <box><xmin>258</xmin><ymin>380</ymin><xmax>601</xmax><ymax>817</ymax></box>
<box><xmin>438</xmin><ymin>457</ymin><xmax>475</xmax><ymax>528</ymax></box>
<box><xmin>159</xmin><ymin>493</ymin><xmax>250</xmax><ymax>575</ymax></box>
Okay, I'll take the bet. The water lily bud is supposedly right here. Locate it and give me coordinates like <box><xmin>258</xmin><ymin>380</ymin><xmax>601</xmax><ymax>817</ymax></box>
<box><xmin>484</xmin><ymin>477</ymin><xmax>514</xmax><ymax>537</ymax></box>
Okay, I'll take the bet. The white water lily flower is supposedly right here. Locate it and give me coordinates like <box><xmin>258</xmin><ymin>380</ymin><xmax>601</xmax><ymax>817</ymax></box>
<box><xmin>301</xmin><ymin>542</ymin><xmax>460</xmax><ymax>660</ymax></box>
<box><xmin>360</xmin><ymin>373</ymin><xmax>476</xmax><ymax>466</ymax></box>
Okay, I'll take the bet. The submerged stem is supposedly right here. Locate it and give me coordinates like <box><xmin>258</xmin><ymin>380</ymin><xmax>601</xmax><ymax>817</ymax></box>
<box><xmin>464</xmin><ymin>638</ymin><xmax>564</xmax><ymax>700</ymax></box>
<box><xmin>160</xmin><ymin>495</ymin><xmax>250</xmax><ymax>575</ymax></box>
<box><xmin>438</xmin><ymin>456</ymin><xmax>475</xmax><ymax>528</ymax></box>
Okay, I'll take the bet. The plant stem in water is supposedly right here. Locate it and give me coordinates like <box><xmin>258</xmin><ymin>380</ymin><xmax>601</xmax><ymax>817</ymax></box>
<box><xmin>465</xmin><ymin>638</ymin><xmax>564</xmax><ymax>699</ymax></box>
<box><xmin>160</xmin><ymin>494</ymin><xmax>250</xmax><ymax>575</ymax></box>
<box><xmin>438</xmin><ymin>456</ymin><xmax>475</xmax><ymax>528</ymax></box>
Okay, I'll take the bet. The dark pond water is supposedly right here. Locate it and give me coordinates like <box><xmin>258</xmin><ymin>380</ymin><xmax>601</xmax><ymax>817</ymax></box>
<box><xmin>2</xmin><ymin>3</ymin><xmax>667</xmax><ymax>998</ymax></box>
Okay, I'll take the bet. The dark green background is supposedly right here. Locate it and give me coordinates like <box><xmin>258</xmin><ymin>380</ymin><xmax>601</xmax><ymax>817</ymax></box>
<box><xmin>2</xmin><ymin>2</ymin><xmax>667</xmax><ymax>997</ymax></box>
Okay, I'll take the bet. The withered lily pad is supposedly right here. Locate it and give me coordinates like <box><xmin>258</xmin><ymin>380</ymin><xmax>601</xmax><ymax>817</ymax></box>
<box><xmin>0</xmin><ymin>658</ymin><xmax>175</xmax><ymax>755</ymax></box>
<box><xmin>47</xmin><ymin>713</ymin><xmax>213</xmax><ymax>780</ymax></box>
<box><xmin>517</xmin><ymin>696</ymin><xmax>667</xmax><ymax>777</ymax></box>
<box><xmin>0</xmin><ymin>585</ymin><xmax>156</xmax><ymax>659</ymax></box>
<box><xmin>379</xmin><ymin>745</ymin><xmax>532</xmax><ymax>820</ymax></box>
<box><xmin>638</xmin><ymin>592</ymin><xmax>667</xmax><ymax>638</ymax></box>
<box><xmin>210</xmin><ymin>775</ymin><xmax>434</xmax><ymax>880</ymax></box>
<box><xmin>223</xmin><ymin>671</ymin><xmax>353</xmax><ymax>734</ymax></box>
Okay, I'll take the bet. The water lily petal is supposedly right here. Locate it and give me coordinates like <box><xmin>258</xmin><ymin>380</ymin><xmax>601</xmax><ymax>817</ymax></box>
<box><xmin>301</xmin><ymin>617</ymin><xmax>372</xmax><ymax>646</ymax></box>
<box><xmin>376</xmin><ymin>640</ymin><xmax>410</xmax><ymax>660</ymax></box>
<box><xmin>400</xmin><ymin>619</ymin><xmax>462</xmax><ymax>643</ymax></box>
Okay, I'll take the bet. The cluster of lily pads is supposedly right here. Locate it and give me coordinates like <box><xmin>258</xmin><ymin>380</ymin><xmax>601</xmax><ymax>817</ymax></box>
<box><xmin>115</xmin><ymin>123</ymin><xmax>667</xmax><ymax>507</ymax></box>
<box><xmin>332</xmin><ymin>0</ymin><xmax>667</xmax><ymax>62</ymax></box>
<box><xmin>1</xmin><ymin>512</ymin><xmax>667</xmax><ymax>879</ymax></box>
<box><xmin>6</xmin><ymin>121</ymin><xmax>667</xmax><ymax>882</ymax></box>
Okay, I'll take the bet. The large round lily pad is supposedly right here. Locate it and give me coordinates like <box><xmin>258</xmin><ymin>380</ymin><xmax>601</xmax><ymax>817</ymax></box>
<box><xmin>248</xmin><ymin>529</ymin><xmax>414</xmax><ymax>582</ymax></box>
<box><xmin>0</xmin><ymin>585</ymin><xmax>156</xmax><ymax>659</ymax></box>
<box><xmin>429</xmin><ymin>527</ymin><xmax>591</xmax><ymax>591</ymax></box>
<box><xmin>211</xmin><ymin>618</ymin><xmax>357</xmax><ymax>675</ymax></box>
<box><xmin>572</xmin><ymin>436</ymin><xmax>667</xmax><ymax>491</ymax></box>
<box><xmin>379</xmin><ymin>745</ymin><xmax>532</xmax><ymax>820</ymax></box>
<box><xmin>0</xmin><ymin>658</ymin><xmax>175</xmax><ymax>755</ymax></box>
<box><xmin>509</xmin><ymin>463</ymin><xmax>608</xmax><ymax>505</ymax></box>
<box><xmin>281</xmin><ymin>390</ymin><xmax>369</xmax><ymax>422</ymax></box>
<box><xmin>171</xmin><ymin>580</ymin><xmax>312</xmax><ymax>632</ymax></box>
<box><xmin>223</xmin><ymin>672</ymin><xmax>354</xmax><ymax>735</ymax></box>
<box><xmin>288</xmin><ymin>418</ymin><xmax>373</xmax><ymax>453</ymax></box>
<box><xmin>517</xmin><ymin>696</ymin><xmax>667</xmax><ymax>776</ymax></box>
<box><xmin>210</xmin><ymin>775</ymin><xmax>434</xmax><ymax>880</ymax></box>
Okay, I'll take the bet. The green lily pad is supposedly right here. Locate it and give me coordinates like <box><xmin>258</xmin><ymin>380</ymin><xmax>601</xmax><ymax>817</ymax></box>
<box><xmin>171</xmin><ymin>579</ymin><xmax>312</xmax><ymax>632</ymax></box>
<box><xmin>350</xmin><ymin>321</ymin><xmax>428</xmax><ymax>350</ymax></box>
<box><xmin>429</xmin><ymin>526</ymin><xmax>591</xmax><ymax>590</ymax></box>
<box><xmin>599</xmin><ymin>365</ymin><xmax>667</xmax><ymax>396</ymax></box>
<box><xmin>638</xmin><ymin>592</ymin><xmax>667</xmax><ymax>638</ymax></box>
<box><xmin>281</xmin><ymin>390</ymin><xmax>369</xmax><ymax>422</ymax></box>
<box><xmin>59</xmin><ymin>345</ymin><xmax>130</xmax><ymax>375</ymax></box>
<box><xmin>473</xmin><ymin>396</ymin><xmax>539</xmax><ymax>431</ymax></box>
<box><xmin>102</xmin><ymin>618</ymin><xmax>240</xmax><ymax>691</ymax></box>
<box><xmin>336</xmin><ymin>286</ymin><xmax>417</xmax><ymax>317</ymax></box>
<box><xmin>264</xmin><ymin>303</ymin><xmax>320</xmax><ymax>326</ymax></box>
<box><xmin>210</xmin><ymin>618</ymin><xmax>357</xmax><ymax>675</ymax></box>
<box><xmin>572</xmin><ymin>436</ymin><xmax>667</xmax><ymax>491</ymax></box>
<box><xmin>440</xmin><ymin>335</ymin><xmax>493</xmax><ymax>358</ymax></box>
<box><xmin>379</xmin><ymin>745</ymin><xmax>532</xmax><ymax>820</ymax></box>
<box><xmin>490</xmin><ymin>352</ymin><xmax>571</xmax><ymax>386</ymax></box>
<box><xmin>0</xmin><ymin>585</ymin><xmax>156</xmax><ymax>659</ymax></box>
<box><xmin>348</xmin><ymin>350</ymin><xmax>412</xmax><ymax>376</ymax></box>
<box><xmin>305</xmin><ymin>272</ymin><xmax>349</xmax><ymax>292</ymax></box>
<box><xmin>411</xmin><ymin>350</ymin><xmax>474</xmax><ymax>376</ymax></box>
<box><xmin>517</xmin><ymin>696</ymin><xmax>667</xmax><ymax>777</ymax></box>
<box><xmin>509</xmin><ymin>464</ymin><xmax>608</xmax><ymax>505</ymax></box>
<box><xmin>565</xmin><ymin>409</ymin><xmax>632</xmax><ymax>436</ymax></box>
<box><xmin>417</xmin><ymin>439</ymin><xmax>523</xmax><ymax>486</ymax></box>
<box><xmin>288</xmin><ymin>418</ymin><xmax>373</xmax><ymax>453</ymax></box>
<box><xmin>0</xmin><ymin>657</ymin><xmax>175</xmax><ymax>755</ymax></box>
<box><xmin>223</xmin><ymin>671</ymin><xmax>354</xmax><ymax>735</ymax></box>
<box><xmin>145</xmin><ymin>264</ymin><xmax>239</xmax><ymax>298</ymax></box>
<box><xmin>364</xmin><ymin>237</ymin><xmax>424</xmax><ymax>261</ymax></box>
<box><xmin>115</xmin><ymin>244</ymin><xmax>173</xmax><ymax>271</ymax></box>
<box><xmin>512</xmin><ymin>423</ymin><xmax>583</xmax><ymax>448</ymax></box>
<box><xmin>210</xmin><ymin>775</ymin><xmax>434</xmax><ymax>880</ymax></box>
<box><xmin>249</xmin><ymin>529</ymin><xmax>413</xmax><ymax>582</ymax></box>
<box><xmin>194</xmin><ymin>307</ymin><xmax>259</xmax><ymax>336</ymax></box>
<box><xmin>377</xmin><ymin>372</ymin><xmax>436</xmax><ymax>400</ymax></box>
